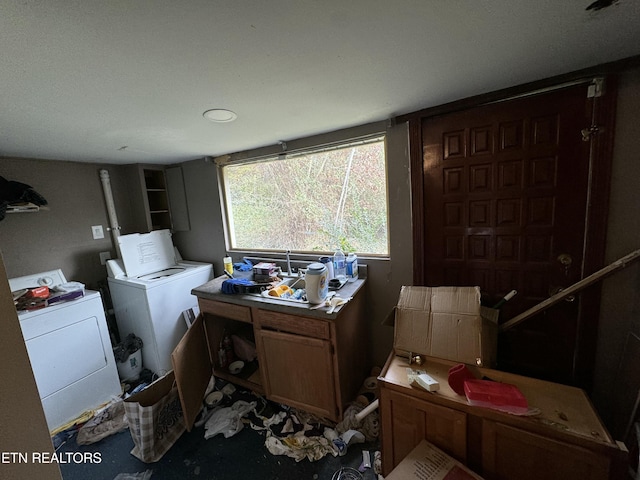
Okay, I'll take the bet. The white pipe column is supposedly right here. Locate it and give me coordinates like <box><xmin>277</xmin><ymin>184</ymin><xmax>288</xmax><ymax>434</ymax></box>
<box><xmin>99</xmin><ymin>169</ymin><xmax>122</xmax><ymax>259</ymax></box>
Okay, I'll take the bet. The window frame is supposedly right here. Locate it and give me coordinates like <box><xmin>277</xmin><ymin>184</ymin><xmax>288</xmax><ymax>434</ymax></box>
<box><xmin>216</xmin><ymin>132</ymin><xmax>390</xmax><ymax>258</ymax></box>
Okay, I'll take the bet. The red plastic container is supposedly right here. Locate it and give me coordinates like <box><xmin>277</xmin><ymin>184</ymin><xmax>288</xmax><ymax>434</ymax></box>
<box><xmin>448</xmin><ymin>363</ymin><xmax>476</xmax><ymax>395</ymax></box>
<box><xmin>463</xmin><ymin>379</ymin><xmax>528</xmax><ymax>414</ymax></box>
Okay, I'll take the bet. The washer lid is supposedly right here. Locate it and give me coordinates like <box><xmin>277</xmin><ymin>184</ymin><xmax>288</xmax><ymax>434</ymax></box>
<box><xmin>117</xmin><ymin>229</ymin><xmax>176</xmax><ymax>278</ymax></box>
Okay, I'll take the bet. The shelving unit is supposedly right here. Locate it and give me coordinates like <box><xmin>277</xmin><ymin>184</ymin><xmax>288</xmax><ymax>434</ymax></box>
<box><xmin>140</xmin><ymin>166</ymin><xmax>172</xmax><ymax>231</ymax></box>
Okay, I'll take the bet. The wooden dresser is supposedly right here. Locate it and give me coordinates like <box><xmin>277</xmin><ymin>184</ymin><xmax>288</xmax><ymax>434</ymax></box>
<box><xmin>378</xmin><ymin>353</ymin><xmax>627</xmax><ymax>480</ymax></box>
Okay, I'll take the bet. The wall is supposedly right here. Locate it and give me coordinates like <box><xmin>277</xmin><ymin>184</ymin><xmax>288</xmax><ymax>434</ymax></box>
<box><xmin>591</xmin><ymin>66</ymin><xmax>640</xmax><ymax>436</ymax></box>
<box><xmin>0</xmin><ymin>159</ymin><xmax>141</xmax><ymax>288</ymax></box>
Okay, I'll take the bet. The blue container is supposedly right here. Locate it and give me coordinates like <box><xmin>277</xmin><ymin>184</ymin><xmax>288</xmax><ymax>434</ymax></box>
<box><xmin>346</xmin><ymin>253</ymin><xmax>358</xmax><ymax>282</ymax></box>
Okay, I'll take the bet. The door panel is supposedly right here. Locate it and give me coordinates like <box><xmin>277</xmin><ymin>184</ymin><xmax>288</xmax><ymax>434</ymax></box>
<box><xmin>418</xmin><ymin>84</ymin><xmax>612</xmax><ymax>385</ymax></box>
<box><xmin>482</xmin><ymin>420</ymin><xmax>610</xmax><ymax>480</ymax></box>
<box><xmin>380</xmin><ymin>388</ymin><xmax>467</xmax><ymax>475</ymax></box>
<box><xmin>256</xmin><ymin>328</ymin><xmax>337</xmax><ymax>420</ymax></box>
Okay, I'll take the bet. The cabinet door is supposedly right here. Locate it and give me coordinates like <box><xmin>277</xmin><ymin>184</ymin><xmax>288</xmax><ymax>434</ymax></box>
<box><xmin>165</xmin><ymin>166</ymin><xmax>190</xmax><ymax>232</ymax></box>
<box><xmin>482</xmin><ymin>420</ymin><xmax>610</xmax><ymax>480</ymax></box>
<box><xmin>256</xmin><ymin>328</ymin><xmax>337</xmax><ymax>420</ymax></box>
<box><xmin>380</xmin><ymin>388</ymin><xmax>467</xmax><ymax>475</ymax></box>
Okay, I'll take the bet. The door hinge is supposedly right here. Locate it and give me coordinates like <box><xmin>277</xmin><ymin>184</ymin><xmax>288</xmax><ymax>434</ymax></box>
<box><xmin>587</xmin><ymin>77</ymin><xmax>605</xmax><ymax>98</ymax></box>
<box><xmin>581</xmin><ymin>125</ymin><xmax>601</xmax><ymax>141</ymax></box>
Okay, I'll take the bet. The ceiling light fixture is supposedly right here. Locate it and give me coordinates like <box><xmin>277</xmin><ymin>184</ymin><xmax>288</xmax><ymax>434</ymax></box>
<box><xmin>203</xmin><ymin>109</ymin><xmax>238</xmax><ymax>123</ymax></box>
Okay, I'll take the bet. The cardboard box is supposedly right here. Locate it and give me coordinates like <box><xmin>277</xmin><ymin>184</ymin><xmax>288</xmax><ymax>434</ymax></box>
<box><xmin>393</xmin><ymin>286</ymin><xmax>498</xmax><ymax>367</ymax></box>
<box><xmin>386</xmin><ymin>439</ymin><xmax>484</xmax><ymax>480</ymax></box>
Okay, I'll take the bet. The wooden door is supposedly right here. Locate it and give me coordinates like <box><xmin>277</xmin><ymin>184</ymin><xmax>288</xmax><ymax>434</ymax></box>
<box><xmin>415</xmin><ymin>82</ymin><xmax>616</xmax><ymax>387</ymax></box>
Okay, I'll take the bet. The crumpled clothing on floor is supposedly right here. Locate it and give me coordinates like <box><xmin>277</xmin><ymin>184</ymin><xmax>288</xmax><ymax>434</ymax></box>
<box><xmin>249</xmin><ymin>403</ymin><xmax>342</xmax><ymax>462</ymax></box>
<box><xmin>264</xmin><ymin>430</ymin><xmax>338</xmax><ymax>462</ymax></box>
<box><xmin>211</xmin><ymin>386</ymin><xmax>378</xmax><ymax>463</ymax></box>
<box><xmin>204</xmin><ymin>400</ymin><xmax>257</xmax><ymax>439</ymax></box>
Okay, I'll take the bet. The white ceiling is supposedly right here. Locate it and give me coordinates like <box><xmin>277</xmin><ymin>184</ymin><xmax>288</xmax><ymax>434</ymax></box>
<box><xmin>2</xmin><ymin>1</ymin><xmax>640</xmax><ymax>165</ymax></box>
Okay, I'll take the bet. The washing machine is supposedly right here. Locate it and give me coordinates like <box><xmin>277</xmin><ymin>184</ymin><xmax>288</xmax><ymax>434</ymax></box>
<box><xmin>9</xmin><ymin>269</ymin><xmax>121</xmax><ymax>432</ymax></box>
<box><xmin>107</xmin><ymin>229</ymin><xmax>213</xmax><ymax>377</ymax></box>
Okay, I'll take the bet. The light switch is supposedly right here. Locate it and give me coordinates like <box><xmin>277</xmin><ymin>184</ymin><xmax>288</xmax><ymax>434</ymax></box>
<box><xmin>92</xmin><ymin>225</ymin><xmax>105</xmax><ymax>239</ymax></box>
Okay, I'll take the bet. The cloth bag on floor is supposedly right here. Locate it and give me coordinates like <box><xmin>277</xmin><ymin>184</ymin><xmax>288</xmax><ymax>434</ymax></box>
<box><xmin>123</xmin><ymin>371</ymin><xmax>185</xmax><ymax>463</ymax></box>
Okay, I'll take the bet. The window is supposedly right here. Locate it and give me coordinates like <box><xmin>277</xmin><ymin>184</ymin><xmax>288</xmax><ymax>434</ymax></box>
<box><xmin>220</xmin><ymin>135</ymin><xmax>389</xmax><ymax>256</ymax></box>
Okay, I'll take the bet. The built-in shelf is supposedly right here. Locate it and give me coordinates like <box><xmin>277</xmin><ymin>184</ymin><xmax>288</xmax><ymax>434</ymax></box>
<box><xmin>141</xmin><ymin>167</ymin><xmax>172</xmax><ymax>231</ymax></box>
<box><xmin>129</xmin><ymin>164</ymin><xmax>189</xmax><ymax>233</ymax></box>
<box><xmin>5</xmin><ymin>203</ymin><xmax>50</xmax><ymax>213</ymax></box>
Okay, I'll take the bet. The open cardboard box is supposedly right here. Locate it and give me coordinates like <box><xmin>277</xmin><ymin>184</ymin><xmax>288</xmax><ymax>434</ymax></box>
<box><xmin>386</xmin><ymin>439</ymin><xmax>484</xmax><ymax>480</ymax></box>
<box><xmin>392</xmin><ymin>286</ymin><xmax>498</xmax><ymax>367</ymax></box>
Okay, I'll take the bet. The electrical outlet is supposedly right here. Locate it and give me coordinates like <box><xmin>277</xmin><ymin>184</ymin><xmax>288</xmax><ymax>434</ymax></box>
<box><xmin>92</xmin><ymin>225</ymin><xmax>104</xmax><ymax>240</ymax></box>
<box><xmin>99</xmin><ymin>251</ymin><xmax>111</xmax><ymax>265</ymax></box>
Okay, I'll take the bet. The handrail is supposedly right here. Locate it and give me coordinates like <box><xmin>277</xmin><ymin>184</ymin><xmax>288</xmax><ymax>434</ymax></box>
<box><xmin>500</xmin><ymin>249</ymin><xmax>640</xmax><ymax>332</ymax></box>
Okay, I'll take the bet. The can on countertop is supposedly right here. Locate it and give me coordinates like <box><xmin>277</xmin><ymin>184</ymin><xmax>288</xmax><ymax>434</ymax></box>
<box><xmin>319</xmin><ymin>256</ymin><xmax>334</xmax><ymax>280</ymax></box>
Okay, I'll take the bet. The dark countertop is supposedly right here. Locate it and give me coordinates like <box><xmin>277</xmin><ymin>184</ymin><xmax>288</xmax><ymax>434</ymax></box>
<box><xmin>192</xmin><ymin>272</ymin><xmax>367</xmax><ymax>319</ymax></box>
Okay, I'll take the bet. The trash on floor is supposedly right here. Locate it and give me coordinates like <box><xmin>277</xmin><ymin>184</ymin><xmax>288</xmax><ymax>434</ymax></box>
<box><xmin>203</xmin><ymin>400</ymin><xmax>257</xmax><ymax>439</ymax></box>
<box><xmin>112</xmin><ymin>470</ymin><xmax>153</xmax><ymax>480</ymax></box>
<box><xmin>331</xmin><ymin>466</ymin><xmax>363</xmax><ymax>480</ymax></box>
<box><xmin>216</xmin><ymin>369</ymin><xmax>381</xmax><ymax>463</ymax></box>
<box><xmin>77</xmin><ymin>398</ymin><xmax>127</xmax><ymax>445</ymax></box>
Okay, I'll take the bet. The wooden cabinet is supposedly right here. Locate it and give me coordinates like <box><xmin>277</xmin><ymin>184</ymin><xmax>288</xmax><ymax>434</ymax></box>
<box><xmin>380</xmin><ymin>388</ymin><xmax>467</xmax><ymax>468</ymax></box>
<box><xmin>481</xmin><ymin>420</ymin><xmax>611</xmax><ymax>480</ymax></box>
<box><xmin>379</xmin><ymin>354</ymin><xmax>627</xmax><ymax>479</ymax></box>
<box><xmin>193</xmin><ymin>276</ymin><xmax>368</xmax><ymax>422</ymax></box>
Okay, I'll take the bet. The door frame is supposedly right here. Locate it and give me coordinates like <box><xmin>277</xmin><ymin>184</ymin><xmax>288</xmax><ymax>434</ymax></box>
<box><xmin>407</xmin><ymin>76</ymin><xmax>618</xmax><ymax>390</ymax></box>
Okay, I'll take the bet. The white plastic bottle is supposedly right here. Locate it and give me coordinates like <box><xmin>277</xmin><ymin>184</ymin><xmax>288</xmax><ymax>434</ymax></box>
<box><xmin>346</xmin><ymin>253</ymin><xmax>358</xmax><ymax>282</ymax></box>
<box><xmin>333</xmin><ymin>248</ymin><xmax>346</xmax><ymax>282</ymax></box>
<box><xmin>305</xmin><ymin>262</ymin><xmax>328</xmax><ymax>304</ymax></box>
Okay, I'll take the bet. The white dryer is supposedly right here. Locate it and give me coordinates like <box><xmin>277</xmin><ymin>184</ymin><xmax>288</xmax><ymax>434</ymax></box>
<box><xmin>9</xmin><ymin>269</ymin><xmax>121</xmax><ymax>432</ymax></box>
<box><xmin>107</xmin><ymin>230</ymin><xmax>213</xmax><ymax>377</ymax></box>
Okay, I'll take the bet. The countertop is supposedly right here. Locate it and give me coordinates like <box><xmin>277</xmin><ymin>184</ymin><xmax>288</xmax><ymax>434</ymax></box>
<box><xmin>191</xmin><ymin>272</ymin><xmax>367</xmax><ymax>320</ymax></box>
<box><xmin>380</xmin><ymin>354</ymin><xmax>614</xmax><ymax>444</ymax></box>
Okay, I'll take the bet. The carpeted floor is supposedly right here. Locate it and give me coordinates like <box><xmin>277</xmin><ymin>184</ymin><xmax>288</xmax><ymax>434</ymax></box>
<box><xmin>58</xmin><ymin>424</ymin><xmax>378</xmax><ymax>480</ymax></box>
<box><xmin>56</xmin><ymin>381</ymin><xmax>380</xmax><ymax>480</ymax></box>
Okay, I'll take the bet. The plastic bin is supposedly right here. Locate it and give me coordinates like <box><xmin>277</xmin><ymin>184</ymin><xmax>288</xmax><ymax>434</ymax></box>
<box><xmin>463</xmin><ymin>379</ymin><xmax>528</xmax><ymax>414</ymax></box>
<box><xmin>116</xmin><ymin>349</ymin><xmax>142</xmax><ymax>382</ymax></box>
